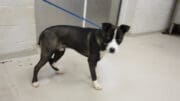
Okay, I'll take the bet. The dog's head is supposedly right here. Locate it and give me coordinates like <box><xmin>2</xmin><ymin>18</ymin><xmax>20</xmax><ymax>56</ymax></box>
<box><xmin>96</xmin><ymin>23</ymin><xmax>130</xmax><ymax>53</ymax></box>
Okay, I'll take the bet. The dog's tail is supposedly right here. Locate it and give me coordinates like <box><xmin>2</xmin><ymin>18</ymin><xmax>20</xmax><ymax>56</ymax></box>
<box><xmin>36</xmin><ymin>33</ymin><xmax>44</xmax><ymax>53</ymax></box>
<box><xmin>37</xmin><ymin>33</ymin><xmax>44</xmax><ymax>45</ymax></box>
<box><xmin>38</xmin><ymin>37</ymin><xmax>41</xmax><ymax>45</ymax></box>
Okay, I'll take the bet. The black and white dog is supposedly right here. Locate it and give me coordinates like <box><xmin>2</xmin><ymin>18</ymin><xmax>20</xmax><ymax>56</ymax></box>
<box><xmin>32</xmin><ymin>23</ymin><xmax>130</xmax><ymax>90</ymax></box>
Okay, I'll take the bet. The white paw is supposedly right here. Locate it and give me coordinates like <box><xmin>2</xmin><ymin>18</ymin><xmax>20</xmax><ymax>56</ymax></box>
<box><xmin>55</xmin><ymin>70</ymin><xmax>64</xmax><ymax>74</ymax></box>
<box><xmin>93</xmin><ymin>80</ymin><xmax>102</xmax><ymax>90</ymax></box>
<box><xmin>32</xmin><ymin>82</ymin><xmax>39</xmax><ymax>88</ymax></box>
<box><xmin>52</xmin><ymin>62</ymin><xmax>58</xmax><ymax>68</ymax></box>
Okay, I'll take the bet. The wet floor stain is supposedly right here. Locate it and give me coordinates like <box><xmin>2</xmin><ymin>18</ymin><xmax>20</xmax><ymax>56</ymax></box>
<box><xmin>0</xmin><ymin>60</ymin><xmax>12</xmax><ymax>64</ymax></box>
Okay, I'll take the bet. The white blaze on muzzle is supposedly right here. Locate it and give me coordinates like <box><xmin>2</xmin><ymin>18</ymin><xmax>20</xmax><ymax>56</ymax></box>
<box><xmin>107</xmin><ymin>28</ymin><xmax>119</xmax><ymax>53</ymax></box>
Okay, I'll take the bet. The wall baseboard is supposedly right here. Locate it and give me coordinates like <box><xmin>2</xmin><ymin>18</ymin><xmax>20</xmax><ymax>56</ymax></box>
<box><xmin>0</xmin><ymin>48</ymin><xmax>38</xmax><ymax>62</ymax></box>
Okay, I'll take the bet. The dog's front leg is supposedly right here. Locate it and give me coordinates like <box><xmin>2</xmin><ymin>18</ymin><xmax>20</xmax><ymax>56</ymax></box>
<box><xmin>88</xmin><ymin>55</ymin><xmax>102</xmax><ymax>90</ymax></box>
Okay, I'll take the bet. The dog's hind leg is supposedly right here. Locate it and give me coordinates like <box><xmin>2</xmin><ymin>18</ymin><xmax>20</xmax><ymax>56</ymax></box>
<box><xmin>49</xmin><ymin>49</ymin><xmax>65</xmax><ymax>74</ymax></box>
<box><xmin>32</xmin><ymin>50</ymin><xmax>53</xmax><ymax>88</ymax></box>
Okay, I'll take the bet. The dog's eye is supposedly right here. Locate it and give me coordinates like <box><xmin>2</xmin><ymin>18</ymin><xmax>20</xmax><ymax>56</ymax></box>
<box><xmin>116</xmin><ymin>39</ymin><xmax>122</xmax><ymax>44</ymax></box>
<box><xmin>106</xmin><ymin>36</ymin><xmax>111</xmax><ymax>40</ymax></box>
<box><xmin>103</xmin><ymin>42</ymin><xmax>108</xmax><ymax>45</ymax></box>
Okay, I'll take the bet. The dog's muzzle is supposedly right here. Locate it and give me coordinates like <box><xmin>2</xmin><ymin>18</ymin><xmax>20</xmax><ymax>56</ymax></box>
<box><xmin>107</xmin><ymin>39</ymin><xmax>118</xmax><ymax>54</ymax></box>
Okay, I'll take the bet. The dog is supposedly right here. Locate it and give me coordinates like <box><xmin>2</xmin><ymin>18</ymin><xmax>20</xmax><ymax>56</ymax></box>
<box><xmin>32</xmin><ymin>23</ymin><xmax>130</xmax><ymax>90</ymax></box>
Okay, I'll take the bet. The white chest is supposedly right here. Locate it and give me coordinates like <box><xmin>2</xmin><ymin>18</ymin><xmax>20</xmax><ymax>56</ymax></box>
<box><xmin>100</xmin><ymin>51</ymin><xmax>106</xmax><ymax>58</ymax></box>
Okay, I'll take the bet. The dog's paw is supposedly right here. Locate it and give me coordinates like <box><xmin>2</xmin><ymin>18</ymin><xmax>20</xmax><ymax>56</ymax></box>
<box><xmin>93</xmin><ymin>81</ymin><xmax>102</xmax><ymax>90</ymax></box>
<box><xmin>32</xmin><ymin>82</ymin><xmax>39</xmax><ymax>88</ymax></box>
<box><xmin>55</xmin><ymin>70</ymin><xmax>64</xmax><ymax>74</ymax></box>
<box><xmin>52</xmin><ymin>62</ymin><xmax>59</xmax><ymax>68</ymax></box>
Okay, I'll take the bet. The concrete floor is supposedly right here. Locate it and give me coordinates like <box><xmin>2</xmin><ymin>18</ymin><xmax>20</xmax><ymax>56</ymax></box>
<box><xmin>0</xmin><ymin>33</ymin><xmax>180</xmax><ymax>101</ymax></box>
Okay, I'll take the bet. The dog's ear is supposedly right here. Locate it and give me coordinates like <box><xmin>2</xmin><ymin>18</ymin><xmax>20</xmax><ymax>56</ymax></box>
<box><xmin>120</xmin><ymin>24</ymin><xmax>130</xmax><ymax>33</ymax></box>
<box><xmin>102</xmin><ymin>23</ymin><xmax>112</xmax><ymax>32</ymax></box>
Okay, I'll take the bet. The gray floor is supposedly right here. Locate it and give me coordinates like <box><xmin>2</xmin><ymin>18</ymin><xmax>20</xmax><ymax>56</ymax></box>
<box><xmin>0</xmin><ymin>33</ymin><xmax>180</xmax><ymax>101</ymax></box>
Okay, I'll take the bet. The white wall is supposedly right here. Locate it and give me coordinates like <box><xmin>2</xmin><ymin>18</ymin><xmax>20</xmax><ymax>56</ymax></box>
<box><xmin>0</xmin><ymin>0</ymin><xmax>36</xmax><ymax>55</ymax></box>
<box><xmin>173</xmin><ymin>0</ymin><xmax>180</xmax><ymax>24</ymax></box>
<box><xmin>119</xmin><ymin>0</ymin><xmax>174</xmax><ymax>34</ymax></box>
<box><xmin>118</xmin><ymin>0</ymin><xmax>138</xmax><ymax>26</ymax></box>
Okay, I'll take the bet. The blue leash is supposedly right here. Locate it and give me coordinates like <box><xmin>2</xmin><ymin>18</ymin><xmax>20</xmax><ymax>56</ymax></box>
<box><xmin>43</xmin><ymin>0</ymin><xmax>101</xmax><ymax>29</ymax></box>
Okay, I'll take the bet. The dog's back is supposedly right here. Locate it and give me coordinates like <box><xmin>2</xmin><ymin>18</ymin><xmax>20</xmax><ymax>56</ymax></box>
<box><xmin>38</xmin><ymin>25</ymin><xmax>98</xmax><ymax>55</ymax></box>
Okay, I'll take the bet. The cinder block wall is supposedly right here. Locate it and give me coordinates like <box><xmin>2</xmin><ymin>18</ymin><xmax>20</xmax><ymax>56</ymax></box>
<box><xmin>0</xmin><ymin>0</ymin><xmax>36</xmax><ymax>55</ymax></box>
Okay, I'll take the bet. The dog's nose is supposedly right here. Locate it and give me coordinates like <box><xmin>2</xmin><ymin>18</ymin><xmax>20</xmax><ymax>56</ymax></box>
<box><xmin>109</xmin><ymin>48</ymin><xmax>115</xmax><ymax>53</ymax></box>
